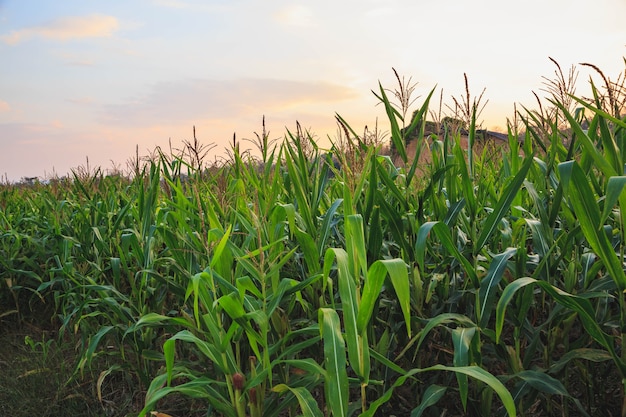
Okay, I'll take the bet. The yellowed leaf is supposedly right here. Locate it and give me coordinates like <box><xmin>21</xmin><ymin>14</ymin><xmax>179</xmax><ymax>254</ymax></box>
<box><xmin>151</xmin><ymin>412</ymin><xmax>174</xmax><ymax>417</ymax></box>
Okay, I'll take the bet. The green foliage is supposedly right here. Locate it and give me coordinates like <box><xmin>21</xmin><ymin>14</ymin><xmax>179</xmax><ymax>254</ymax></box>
<box><xmin>4</xmin><ymin>61</ymin><xmax>626</xmax><ymax>416</ymax></box>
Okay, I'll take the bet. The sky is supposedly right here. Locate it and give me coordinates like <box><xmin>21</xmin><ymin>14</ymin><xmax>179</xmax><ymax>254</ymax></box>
<box><xmin>0</xmin><ymin>0</ymin><xmax>625</xmax><ymax>181</ymax></box>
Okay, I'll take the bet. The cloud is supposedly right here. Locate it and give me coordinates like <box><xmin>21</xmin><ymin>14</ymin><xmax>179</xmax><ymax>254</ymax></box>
<box><xmin>150</xmin><ymin>0</ymin><xmax>223</xmax><ymax>9</ymax></box>
<box><xmin>152</xmin><ymin>0</ymin><xmax>191</xmax><ymax>8</ymax></box>
<box><xmin>274</xmin><ymin>5</ymin><xmax>315</xmax><ymax>27</ymax></box>
<box><xmin>0</xmin><ymin>100</ymin><xmax>9</xmax><ymax>112</ymax></box>
<box><xmin>61</xmin><ymin>54</ymin><xmax>96</xmax><ymax>66</ymax></box>
<box><xmin>53</xmin><ymin>50</ymin><xmax>103</xmax><ymax>66</ymax></box>
<box><xmin>66</xmin><ymin>59</ymin><xmax>96</xmax><ymax>67</ymax></box>
<box><xmin>101</xmin><ymin>78</ymin><xmax>358</xmax><ymax>127</ymax></box>
<box><xmin>66</xmin><ymin>96</ymin><xmax>95</xmax><ymax>105</ymax></box>
<box><xmin>150</xmin><ymin>0</ymin><xmax>234</xmax><ymax>12</ymax></box>
<box><xmin>1</xmin><ymin>14</ymin><xmax>118</xmax><ymax>45</ymax></box>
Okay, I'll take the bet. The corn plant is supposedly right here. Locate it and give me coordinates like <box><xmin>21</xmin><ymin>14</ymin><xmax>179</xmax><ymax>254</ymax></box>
<box><xmin>6</xmin><ymin>60</ymin><xmax>626</xmax><ymax>416</ymax></box>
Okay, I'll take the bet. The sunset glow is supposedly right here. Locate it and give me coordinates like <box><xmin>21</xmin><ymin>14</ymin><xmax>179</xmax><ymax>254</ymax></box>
<box><xmin>1</xmin><ymin>0</ymin><xmax>625</xmax><ymax>181</ymax></box>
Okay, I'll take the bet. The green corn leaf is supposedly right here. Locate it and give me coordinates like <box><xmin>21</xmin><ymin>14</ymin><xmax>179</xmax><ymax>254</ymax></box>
<box><xmin>362</xmin><ymin>365</ymin><xmax>515</xmax><ymax>417</ymax></box>
<box><xmin>367</xmin><ymin>207</ymin><xmax>383</xmax><ymax>262</ymax></box>
<box><xmin>364</xmin><ymin>153</ymin><xmax>378</xmax><ymax>223</ymax></box>
<box><xmin>273</xmin><ymin>384</ymin><xmax>324</xmax><ymax>417</ymax></box>
<box><xmin>375</xmin><ymin>158</ymin><xmax>409</xmax><ymax>210</ymax></box>
<box><xmin>478</xmin><ymin>247</ymin><xmax>517</xmax><ymax>328</ymax></box>
<box><xmin>335</xmin><ymin>112</ymin><xmax>365</xmax><ymax>143</ymax></box>
<box><xmin>405</xmin><ymin>88</ymin><xmax>436</xmax><ymax>186</ymax></box>
<box><xmin>380</xmin><ymin>259</ymin><xmax>411</xmax><ymax>336</ymax></box>
<box><xmin>127</xmin><ymin>312</ymin><xmax>192</xmax><ymax>333</ymax></box>
<box><xmin>475</xmin><ymin>156</ymin><xmax>533</xmax><ymax>253</ymax></box>
<box><xmin>495</xmin><ymin>277</ymin><xmax>626</xmax><ymax>377</ymax></box>
<box><xmin>166</xmin><ymin>330</ymin><xmax>234</xmax><ymax>375</ymax></box>
<box><xmin>273</xmin><ymin>358</ymin><xmax>326</xmax><ymax>378</ymax></box>
<box><xmin>565</xmin><ymin>94</ymin><xmax>626</xmax><ymax>174</ymax></box>
<box><xmin>209</xmin><ymin>225</ymin><xmax>232</xmax><ymax>269</ymax></box>
<box><xmin>602</xmin><ymin>176</ymin><xmax>626</xmax><ymax>225</ymax></box>
<box><xmin>377</xmin><ymin>194</ymin><xmax>412</xmax><ymax>258</ymax></box>
<box><xmin>524</xmin><ymin>179</ymin><xmax>550</xmax><ymax>229</ymax></box>
<box><xmin>415</xmin><ymin>313</ymin><xmax>476</xmax><ymax>353</ymax></box>
<box><xmin>526</xmin><ymin>219</ymin><xmax>550</xmax><ymax>257</ymax></box>
<box><xmin>509</xmin><ymin>370</ymin><xmax>591</xmax><ymax>417</ymax></box>
<box><xmin>355</xmin><ymin>259</ymin><xmax>385</xmax><ymax>338</ymax></box>
<box><xmin>451</xmin><ymin>327</ymin><xmax>476</xmax><ymax>410</ymax></box>
<box><xmin>294</xmin><ymin>228</ymin><xmax>319</xmax><ymax>273</ymax></box>
<box><xmin>443</xmin><ymin>198</ymin><xmax>466</xmax><ymax>227</ymax></box>
<box><xmin>346</xmin><ymin>214</ymin><xmax>368</xmax><ymax>280</ymax></box>
<box><xmin>325</xmin><ymin>248</ymin><xmax>369</xmax><ymax>382</ymax></box>
<box><xmin>350</xmin><ymin>146</ymin><xmax>377</xmax><ymax>209</ymax></box>
<box><xmin>410</xmin><ymin>384</ymin><xmax>447</xmax><ymax>417</ymax></box>
<box><xmin>334</xmin><ymin>214</ymin><xmax>372</xmax><ymax>384</ymax></box>
<box><xmin>433</xmin><ymin>365</ymin><xmax>515</xmax><ymax>416</ymax></box>
<box><xmin>236</xmin><ymin>276</ymin><xmax>263</xmax><ymax>299</ymax></box>
<box><xmin>319</xmin><ymin>308</ymin><xmax>349</xmax><ymax>417</ymax></box>
<box><xmin>360</xmin><ymin>259</ymin><xmax>411</xmax><ymax>338</ymax></box>
<box><xmin>318</xmin><ymin>198</ymin><xmax>343</xmax><ymax>257</ymax></box>
<box><xmin>265</xmin><ymin>277</ymin><xmax>297</xmax><ymax>318</ymax></box>
<box><xmin>369</xmin><ymin>347</ymin><xmax>408</xmax><ymax>376</ymax></box>
<box><xmin>79</xmin><ymin>325</ymin><xmax>114</xmax><ymax>373</ymax></box>
<box><xmin>404</xmin><ymin>87</ymin><xmax>436</xmax><ymax>139</ymax></box>
<box><xmin>217</xmin><ymin>293</ymin><xmax>265</xmax><ymax>359</ymax></box>
<box><xmin>275</xmin><ymin>334</ymin><xmax>322</xmax><ymax>361</ymax></box>
<box><xmin>163</xmin><ymin>338</ymin><xmax>175</xmax><ymax>386</ymax></box>
<box><xmin>374</xmin><ymin>82</ymin><xmax>407</xmax><ymax>163</ymax></box>
<box><xmin>515</xmin><ymin>370</ymin><xmax>569</xmax><ymax>395</ymax></box>
<box><xmin>218</xmin><ymin>292</ymin><xmax>246</xmax><ymax>319</ymax></box>
<box><xmin>284</xmin><ymin>148</ymin><xmax>315</xmax><ymax>234</ymax></box>
<box><xmin>559</xmin><ymin>161</ymin><xmax>626</xmax><ymax>290</ymax></box>
<box><xmin>570</xmin><ymin>92</ymin><xmax>626</xmax><ymax>129</ymax></box>
<box><xmin>416</xmin><ymin>221</ymin><xmax>478</xmax><ymax>287</ymax></box>
<box><xmin>451</xmin><ymin>137</ymin><xmax>477</xmax><ymax>219</ymax></box>
<box><xmin>581</xmin><ymin>253</ymin><xmax>598</xmax><ymax>288</ymax></box>
<box><xmin>494</xmin><ymin>277</ymin><xmax>531</xmax><ymax>344</ymax></box>
<box><xmin>549</xmin><ymin>348</ymin><xmax>613</xmax><ymax>374</ymax></box>
<box><xmin>140</xmin><ymin>374</ymin><xmax>234</xmax><ymax>417</ymax></box>
<box><xmin>560</xmin><ymin>104</ymin><xmax>617</xmax><ymax>177</ymax></box>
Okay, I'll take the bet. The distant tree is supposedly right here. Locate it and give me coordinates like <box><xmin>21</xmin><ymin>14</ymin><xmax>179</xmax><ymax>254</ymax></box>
<box><xmin>20</xmin><ymin>176</ymin><xmax>38</xmax><ymax>186</ymax></box>
<box><xmin>441</xmin><ymin>116</ymin><xmax>466</xmax><ymax>133</ymax></box>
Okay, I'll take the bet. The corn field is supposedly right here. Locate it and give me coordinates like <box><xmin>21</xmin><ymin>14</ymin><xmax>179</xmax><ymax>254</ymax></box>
<box><xmin>2</xmin><ymin>61</ymin><xmax>626</xmax><ymax>417</ymax></box>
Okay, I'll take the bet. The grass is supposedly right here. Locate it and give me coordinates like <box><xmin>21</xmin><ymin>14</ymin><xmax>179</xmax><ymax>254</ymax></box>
<box><xmin>0</xmin><ymin>323</ymin><xmax>106</xmax><ymax>416</ymax></box>
<box><xmin>0</xmin><ymin>315</ymin><xmax>212</xmax><ymax>416</ymax></box>
<box><xmin>2</xmin><ymin>57</ymin><xmax>626</xmax><ymax>417</ymax></box>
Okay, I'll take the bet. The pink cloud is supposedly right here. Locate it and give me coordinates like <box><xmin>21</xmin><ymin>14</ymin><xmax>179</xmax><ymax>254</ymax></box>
<box><xmin>1</xmin><ymin>14</ymin><xmax>118</xmax><ymax>45</ymax></box>
<box><xmin>100</xmin><ymin>78</ymin><xmax>358</xmax><ymax>127</ymax></box>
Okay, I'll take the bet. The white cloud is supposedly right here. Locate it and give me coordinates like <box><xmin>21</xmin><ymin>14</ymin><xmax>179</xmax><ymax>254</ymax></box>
<box><xmin>0</xmin><ymin>14</ymin><xmax>119</xmax><ymax>45</ymax></box>
<box><xmin>0</xmin><ymin>100</ymin><xmax>9</xmax><ymax>112</ymax></box>
<box><xmin>150</xmin><ymin>0</ymin><xmax>235</xmax><ymax>13</ymax></box>
<box><xmin>66</xmin><ymin>97</ymin><xmax>95</xmax><ymax>105</ymax></box>
<box><xmin>151</xmin><ymin>0</ymin><xmax>191</xmax><ymax>8</ymax></box>
<box><xmin>54</xmin><ymin>51</ymin><xmax>97</xmax><ymax>66</ymax></box>
<box><xmin>274</xmin><ymin>5</ymin><xmax>315</xmax><ymax>27</ymax></box>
